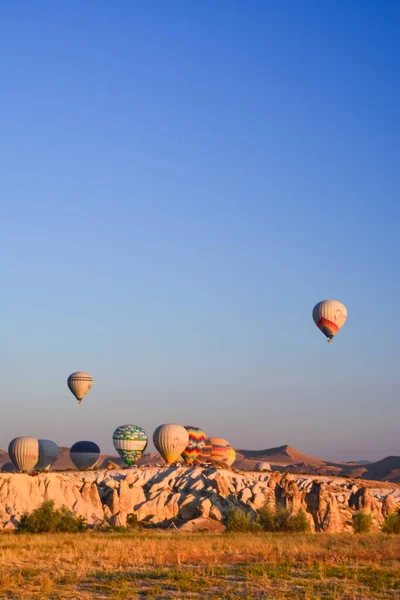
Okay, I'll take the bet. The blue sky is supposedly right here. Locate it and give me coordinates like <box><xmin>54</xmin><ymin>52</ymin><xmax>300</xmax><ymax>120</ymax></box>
<box><xmin>1</xmin><ymin>1</ymin><xmax>399</xmax><ymax>461</ymax></box>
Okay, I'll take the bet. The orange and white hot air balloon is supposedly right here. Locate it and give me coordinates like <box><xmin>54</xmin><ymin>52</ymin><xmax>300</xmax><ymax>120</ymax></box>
<box><xmin>67</xmin><ymin>372</ymin><xmax>93</xmax><ymax>404</ymax></box>
<box><xmin>312</xmin><ymin>300</ymin><xmax>347</xmax><ymax>343</ymax></box>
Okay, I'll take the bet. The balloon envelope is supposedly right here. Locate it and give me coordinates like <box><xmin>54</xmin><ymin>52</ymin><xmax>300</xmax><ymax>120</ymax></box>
<box><xmin>196</xmin><ymin>438</ymin><xmax>212</xmax><ymax>464</ymax></box>
<box><xmin>181</xmin><ymin>426</ymin><xmax>207</xmax><ymax>465</ymax></box>
<box><xmin>113</xmin><ymin>425</ymin><xmax>148</xmax><ymax>466</ymax></box>
<box><xmin>256</xmin><ymin>461</ymin><xmax>271</xmax><ymax>472</ymax></box>
<box><xmin>36</xmin><ymin>440</ymin><xmax>59</xmax><ymax>470</ymax></box>
<box><xmin>153</xmin><ymin>424</ymin><xmax>189</xmax><ymax>465</ymax></box>
<box><xmin>70</xmin><ymin>441</ymin><xmax>100</xmax><ymax>469</ymax></box>
<box><xmin>8</xmin><ymin>437</ymin><xmax>39</xmax><ymax>472</ymax></box>
<box><xmin>225</xmin><ymin>447</ymin><xmax>236</xmax><ymax>467</ymax></box>
<box><xmin>67</xmin><ymin>372</ymin><xmax>93</xmax><ymax>403</ymax></box>
<box><xmin>313</xmin><ymin>300</ymin><xmax>347</xmax><ymax>341</ymax></box>
<box><xmin>209</xmin><ymin>437</ymin><xmax>231</xmax><ymax>463</ymax></box>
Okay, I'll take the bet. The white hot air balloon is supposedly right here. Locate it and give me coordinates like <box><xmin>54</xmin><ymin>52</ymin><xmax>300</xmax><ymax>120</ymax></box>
<box><xmin>312</xmin><ymin>300</ymin><xmax>347</xmax><ymax>343</ymax></box>
<box><xmin>36</xmin><ymin>440</ymin><xmax>59</xmax><ymax>471</ymax></box>
<box><xmin>256</xmin><ymin>461</ymin><xmax>271</xmax><ymax>472</ymax></box>
<box><xmin>153</xmin><ymin>424</ymin><xmax>189</xmax><ymax>465</ymax></box>
<box><xmin>8</xmin><ymin>437</ymin><xmax>39</xmax><ymax>472</ymax></box>
<box><xmin>67</xmin><ymin>372</ymin><xmax>93</xmax><ymax>404</ymax></box>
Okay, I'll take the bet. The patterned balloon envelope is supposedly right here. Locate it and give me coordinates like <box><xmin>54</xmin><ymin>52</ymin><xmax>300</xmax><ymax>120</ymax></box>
<box><xmin>181</xmin><ymin>426</ymin><xmax>207</xmax><ymax>466</ymax></box>
<box><xmin>112</xmin><ymin>424</ymin><xmax>148</xmax><ymax>466</ymax></box>
<box><xmin>209</xmin><ymin>437</ymin><xmax>231</xmax><ymax>463</ymax></box>
<box><xmin>312</xmin><ymin>300</ymin><xmax>347</xmax><ymax>342</ymax></box>
<box><xmin>196</xmin><ymin>438</ymin><xmax>212</xmax><ymax>464</ymax></box>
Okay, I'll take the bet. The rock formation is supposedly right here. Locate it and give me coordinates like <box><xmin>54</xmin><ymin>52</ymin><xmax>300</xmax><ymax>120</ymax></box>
<box><xmin>0</xmin><ymin>467</ymin><xmax>398</xmax><ymax>533</ymax></box>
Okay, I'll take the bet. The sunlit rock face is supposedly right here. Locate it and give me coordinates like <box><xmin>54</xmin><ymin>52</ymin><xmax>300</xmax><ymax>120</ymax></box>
<box><xmin>0</xmin><ymin>467</ymin><xmax>398</xmax><ymax>532</ymax></box>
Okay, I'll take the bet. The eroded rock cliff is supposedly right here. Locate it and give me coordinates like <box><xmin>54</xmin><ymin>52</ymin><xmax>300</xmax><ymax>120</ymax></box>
<box><xmin>0</xmin><ymin>467</ymin><xmax>399</xmax><ymax>533</ymax></box>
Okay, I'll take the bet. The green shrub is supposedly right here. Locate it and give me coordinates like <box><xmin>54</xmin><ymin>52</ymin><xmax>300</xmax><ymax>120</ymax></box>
<box><xmin>352</xmin><ymin>510</ymin><xmax>373</xmax><ymax>534</ymax></box>
<box><xmin>17</xmin><ymin>501</ymin><xmax>86</xmax><ymax>533</ymax></box>
<box><xmin>257</xmin><ymin>505</ymin><xmax>310</xmax><ymax>532</ymax></box>
<box><xmin>289</xmin><ymin>508</ymin><xmax>311</xmax><ymax>532</ymax></box>
<box><xmin>226</xmin><ymin>507</ymin><xmax>261</xmax><ymax>532</ymax></box>
<box><xmin>382</xmin><ymin>509</ymin><xmax>400</xmax><ymax>534</ymax></box>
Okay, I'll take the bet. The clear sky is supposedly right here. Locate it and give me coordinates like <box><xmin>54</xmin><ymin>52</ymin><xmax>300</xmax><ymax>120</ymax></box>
<box><xmin>1</xmin><ymin>1</ymin><xmax>399</xmax><ymax>462</ymax></box>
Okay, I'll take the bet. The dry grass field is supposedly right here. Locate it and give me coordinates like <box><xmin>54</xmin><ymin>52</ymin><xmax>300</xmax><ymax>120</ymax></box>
<box><xmin>0</xmin><ymin>531</ymin><xmax>399</xmax><ymax>599</ymax></box>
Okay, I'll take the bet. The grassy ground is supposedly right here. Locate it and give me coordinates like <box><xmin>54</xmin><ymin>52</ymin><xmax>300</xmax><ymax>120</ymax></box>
<box><xmin>0</xmin><ymin>531</ymin><xmax>399</xmax><ymax>599</ymax></box>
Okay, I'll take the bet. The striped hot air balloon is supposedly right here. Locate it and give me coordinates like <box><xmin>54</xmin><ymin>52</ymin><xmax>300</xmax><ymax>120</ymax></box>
<box><xmin>196</xmin><ymin>438</ymin><xmax>212</xmax><ymax>464</ymax></box>
<box><xmin>209</xmin><ymin>437</ymin><xmax>231</xmax><ymax>463</ymax></box>
<box><xmin>8</xmin><ymin>437</ymin><xmax>39</xmax><ymax>472</ymax></box>
<box><xmin>112</xmin><ymin>425</ymin><xmax>148</xmax><ymax>466</ymax></box>
<box><xmin>181</xmin><ymin>426</ymin><xmax>207</xmax><ymax>466</ymax></box>
<box><xmin>312</xmin><ymin>300</ymin><xmax>347</xmax><ymax>342</ymax></box>
<box><xmin>67</xmin><ymin>372</ymin><xmax>93</xmax><ymax>404</ymax></box>
<box><xmin>36</xmin><ymin>440</ymin><xmax>59</xmax><ymax>470</ymax></box>
<box><xmin>70</xmin><ymin>441</ymin><xmax>100</xmax><ymax>469</ymax></box>
<box><xmin>153</xmin><ymin>424</ymin><xmax>189</xmax><ymax>465</ymax></box>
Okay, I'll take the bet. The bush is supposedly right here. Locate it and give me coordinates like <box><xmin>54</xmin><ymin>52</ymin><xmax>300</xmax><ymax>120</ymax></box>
<box><xmin>289</xmin><ymin>508</ymin><xmax>311</xmax><ymax>533</ymax></box>
<box><xmin>257</xmin><ymin>505</ymin><xmax>310</xmax><ymax>533</ymax></box>
<box><xmin>382</xmin><ymin>509</ymin><xmax>400</xmax><ymax>534</ymax></box>
<box><xmin>226</xmin><ymin>507</ymin><xmax>261</xmax><ymax>532</ymax></box>
<box><xmin>17</xmin><ymin>501</ymin><xmax>86</xmax><ymax>533</ymax></box>
<box><xmin>352</xmin><ymin>510</ymin><xmax>373</xmax><ymax>534</ymax></box>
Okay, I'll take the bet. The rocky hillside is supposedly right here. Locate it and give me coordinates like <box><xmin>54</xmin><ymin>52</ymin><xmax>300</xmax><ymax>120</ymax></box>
<box><xmin>0</xmin><ymin>467</ymin><xmax>399</xmax><ymax>533</ymax></box>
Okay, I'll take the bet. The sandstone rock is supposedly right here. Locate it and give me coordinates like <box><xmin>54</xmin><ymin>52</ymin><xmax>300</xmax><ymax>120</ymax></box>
<box><xmin>382</xmin><ymin>493</ymin><xmax>398</xmax><ymax>516</ymax></box>
<box><xmin>179</xmin><ymin>517</ymin><xmax>226</xmax><ymax>533</ymax></box>
<box><xmin>105</xmin><ymin>461</ymin><xmax>120</xmax><ymax>470</ymax></box>
<box><xmin>210</xmin><ymin>505</ymin><xmax>223</xmax><ymax>522</ymax></box>
<box><xmin>240</xmin><ymin>488</ymin><xmax>252</xmax><ymax>503</ymax></box>
<box><xmin>0</xmin><ymin>468</ymin><xmax>397</xmax><ymax>534</ymax></box>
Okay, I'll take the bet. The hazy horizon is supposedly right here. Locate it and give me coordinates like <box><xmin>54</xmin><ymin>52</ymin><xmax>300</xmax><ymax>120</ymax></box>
<box><xmin>2</xmin><ymin>1</ymin><xmax>399</xmax><ymax>464</ymax></box>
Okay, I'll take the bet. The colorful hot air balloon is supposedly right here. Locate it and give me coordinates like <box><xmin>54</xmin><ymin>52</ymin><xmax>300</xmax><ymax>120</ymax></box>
<box><xmin>153</xmin><ymin>424</ymin><xmax>189</xmax><ymax>465</ymax></box>
<box><xmin>8</xmin><ymin>437</ymin><xmax>39</xmax><ymax>472</ymax></box>
<box><xmin>70</xmin><ymin>441</ymin><xmax>100</xmax><ymax>469</ymax></box>
<box><xmin>196</xmin><ymin>438</ymin><xmax>213</xmax><ymax>464</ymax></box>
<box><xmin>225</xmin><ymin>447</ymin><xmax>236</xmax><ymax>467</ymax></box>
<box><xmin>112</xmin><ymin>425</ymin><xmax>148</xmax><ymax>466</ymax></box>
<box><xmin>312</xmin><ymin>300</ymin><xmax>347</xmax><ymax>342</ymax></box>
<box><xmin>36</xmin><ymin>440</ymin><xmax>59</xmax><ymax>471</ymax></box>
<box><xmin>181</xmin><ymin>426</ymin><xmax>207</xmax><ymax>466</ymax></box>
<box><xmin>209</xmin><ymin>437</ymin><xmax>231</xmax><ymax>463</ymax></box>
<box><xmin>67</xmin><ymin>372</ymin><xmax>93</xmax><ymax>404</ymax></box>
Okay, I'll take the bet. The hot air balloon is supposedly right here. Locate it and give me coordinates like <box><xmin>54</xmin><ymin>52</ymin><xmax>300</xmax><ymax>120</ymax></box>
<box><xmin>225</xmin><ymin>447</ymin><xmax>236</xmax><ymax>468</ymax></box>
<box><xmin>312</xmin><ymin>300</ymin><xmax>347</xmax><ymax>342</ymax></box>
<box><xmin>8</xmin><ymin>437</ymin><xmax>39</xmax><ymax>472</ymax></box>
<box><xmin>196</xmin><ymin>438</ymin><xmax>213</xmax><ymax>464</ymax></box>
<box><xmin>67</xmin><ymin>372</ymin><xmax>93</xmax><ymax>404</ymax></box>
<box><xmin>1</xmin><ymin>462</ymin><xmax>16</xmax><ymax>473</ymax></box>
<box><xmin>181</xmin><ymin>426</ymin><xmax>207</xmax><ymax>466</ymax></box>
<box><xmin>70</xmin><ymin>441</ymin><xmax>100</xmax><ymax>470</ymax></box>
<box><xmin>209</xmin><ymin>437</ymin><xmax>231</xmax><ymax>463</ymax></box>
<box><xmin>256</xmin><ymin>461</ymin><xmax>271</xmax><ymax>472</ymax></box>
<box><xmin>36</xmin><ymin>440</ymin><xmax>59</xmax><ymax>471</ymax></box>
<box><xmin>112</xmin><ymin>425</ymin><xmax>148</xmax><ymax>466</ymax></box>
<box><xmin>153</xmin><ymin>424</ymin><xmax>189</xmax><ymax>465</ymax></box>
